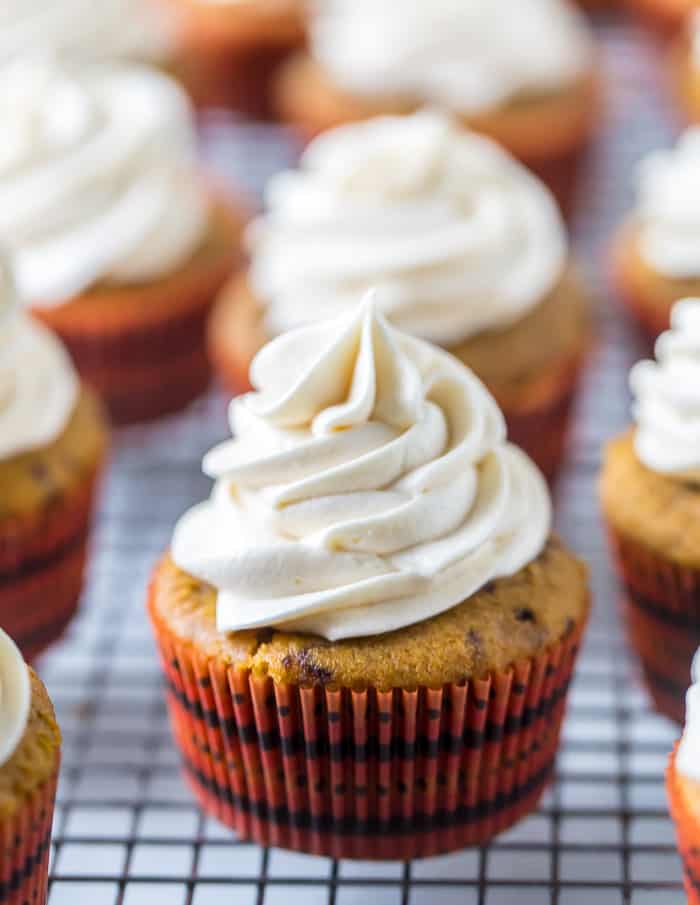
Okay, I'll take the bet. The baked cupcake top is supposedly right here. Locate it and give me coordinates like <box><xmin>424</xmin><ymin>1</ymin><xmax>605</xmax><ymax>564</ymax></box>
<box><xmin>0</xmin><ymin>270</ymin><xmax>78</xmax><ymax>461</ymax></box>
<box><xmin>630</xmin><ymin>298</ymin><xmax>700</xmax><ymax>483</ymax></box>
<box><xmin>636</xmin><ymin>129</ymin><xmax>700</xmax><ymax>279</ymax></box>
<box><xmin>0</xmin><ymin>0</ymin><xmax>174</xmax><ymax>66</ymax></box>
<box><xmin>308</xmin><ymin>0</ymin><xmax>593</xmax><ymax>115</ymax></box>
<box><xmin>248</xmin><ymin>112</ymin><xmax>567</xmax><ymax>346</ymax></box>
<box><xmin>0</xmin><ymin>55</ymin><xmax>208</xmax><ymax>307</ymax></box>
<box><xmin>677</xmin><ymin>649</ymin><xmax>700</xmax><ymax>781</ymax></box>
<box><xmin>173</xmin><ymin>297</ymin><xmax>551</xmax><ymax>641</ymax></box>
<box><xmin>0</xmin><ymin>630</ymin><xmax>31</xmax><ymax>770</ymax></box>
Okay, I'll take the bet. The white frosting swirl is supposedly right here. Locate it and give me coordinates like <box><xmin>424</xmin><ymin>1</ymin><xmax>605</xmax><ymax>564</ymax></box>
<box><xmin>172</xmin><ymin>298</ymin><xmax>551</xmax><ymax>641</ymax></box>
<box><xmin>0</xmin><ymin>0</ymin><xmax>174</xmax><ymax>66</ymax></box>
<box><xmin>0</xmin><ymin>630</ymin><xmax>31</xmax><ymax>769</ymax></box>
<box><xmin>0</xmin><ymin>56</ymin><xmax>208</xmax><ymax>307</ymax></box>
<box><xmin>0</xmin><ymin>277</ymin><xmax>79</xmax><ymax>461</ymax></box>
<box><xmin>630</xmin><ymin>299</ymin><xmax>700</xmax><ymax>484</ymax></box>
<box><xmin>249</xmin><ymin>113</ymin><xmax>567</xmax><ymax>346</ymax></box>
<box><xmin>637</xmin><ymin>129</ymin><xmax>700</xmax><ymax>279</ymax></box>
<box><xmin>310</xmin><ymin>0</ymin><xmax>593</xmax><ymax>115</ymax></box>
<box><xmin>678</xmin><ymin>648</ymin><xmax>700</xmax><ymax>782</ymax></box>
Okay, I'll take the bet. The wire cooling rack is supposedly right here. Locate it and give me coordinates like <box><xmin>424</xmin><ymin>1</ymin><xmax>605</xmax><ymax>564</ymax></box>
<box><xmin>35</xmin><ymin>17</ymin><xmax>689</xmax><ymax>905</ymax></box>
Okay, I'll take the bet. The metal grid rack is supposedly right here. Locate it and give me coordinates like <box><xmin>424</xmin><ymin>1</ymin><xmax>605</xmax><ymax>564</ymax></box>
<box><xmin>36</xmin><ymin>19</ymin><xmax>688</xmax><ymax>905</ymax></box>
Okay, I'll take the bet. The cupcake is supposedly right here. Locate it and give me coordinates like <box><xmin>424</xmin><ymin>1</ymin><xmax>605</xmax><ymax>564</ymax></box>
<box><xmin>627</xmin><ymin>0</ymin><xmax>697</xmax><ymax>38</ymax></box>
<box><xmin>0</xmin><ymin>56</ymin><xmax>246</xmax><ymax>424</ymax></box>
<box><xmin>600</xmin><ymin>298</ymin><xmax>700</xmax><ymax>724</ymax></box>
<box><xmin>0</xmin><ymin>629</ymin><xmax>61</xmax><ymax>905</ymax></box>
<box><xmin>667</xmin><ymin>653</ymin><xmax>700</xmax><ymax>902</ymax></box>
<box><xmin>274</xmin><ymin>0</ymin><xmax>598</xmax><ymax>216</ymax></box>
<box><xmin>151</xmin><ymin>299</ymin><xmax>590</xmax><ymax>859</ymax></box>
<box><xmin>1</xmin><ymin>278</ymin><xmax>108</xmax><ymax>660</ymax></box>
<box><xmin>161</xmin><ymin>0</ymin><xmax>305</xmax><ymax>116</ymax></box>
<box><xmin>209</xmin><ymin>113</ymin><xmax>591</xmax><ymax>482</ymax></box>
<box><xmin>613</xmin><ymin>130</ymin><xmax>700</xmax><ymax>342</ymax></box>
<box><xmin>0</xmin><ymin>0</ymin><xmax>176</xmax><ymax>67</ymax></box>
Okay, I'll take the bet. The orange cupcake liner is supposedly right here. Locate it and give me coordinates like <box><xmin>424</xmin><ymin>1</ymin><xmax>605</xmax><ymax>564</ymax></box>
<box><xmin>606</xmin><ymin>524</ymin><xmax>700</xmax><ymax>723</ymax></box>
<box><xmin>0</xmin><ymin>771</ymin><xmax>58</xmax><ymax>905</ymax></box>
<box><xmin>149</xmin><ymin>582</ymin><xmax>585</xmax><ymax>859</ymax></box>
<box><xmin>667</xmin><ymin>745</ymin><xmax>700</xmax><ymax>904</ymax></box>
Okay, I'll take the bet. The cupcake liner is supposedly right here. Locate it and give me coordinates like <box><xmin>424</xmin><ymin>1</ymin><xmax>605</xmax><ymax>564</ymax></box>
<box><xmin>149</xmin><ymin>585</ymin><xmax>584</xmax><ymax>859</ymax></box>
<box><xmin>606</xmin><ymin>524</ymin><xmax>700</xmax><ymax>723</ymax></box>
<box><xmin>1</xmin><ymin>533</ymin><xmax>88</xmax><ymax>663</ymax></box>
<box><xmin>667</xmin><ymin>745</ymin><xmax>700</xmax><ymax>905</ymax></box>
<box><xmin>521</xmin><ymin>143</ymin><xmax>585</xmax><ymax>221</ymax></box>
<box><xmin>0</xmin><ymin>771</ymin><xmax>58</xmax><ymax>905</ymax></box>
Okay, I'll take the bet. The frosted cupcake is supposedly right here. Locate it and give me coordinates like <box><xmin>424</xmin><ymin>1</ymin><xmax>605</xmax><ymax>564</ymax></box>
<box><xmin>613</xmin><ymin>129</ymin><xmax>700</xmax><ymax>341</ymax></box>
<box><xmin>600</xmin><ymin>298</ymin><xmax>700</xmax><ymax>723</ymax></box>
<box><xmin>209</xmin><ymin>112</ymin><xmax>590</xmax><ymax>481</ymax></box>
<box><xmin>0</xmin><ymin>273</ymin><xmax>108</xmax><ymax>660</ymax></box>
<box><xmin>0</xmin><ymin>0</ymin><xmax>176</xmax><ymax>66</ymax></box>
<box><xmin>161</xmin><ymin>0</ymin><xmax>305</xmax><ymax>116</ymax></box>
<box><xmin>0</xmin><ymin>56</ymin><xmax>246</xmax><ymax>423</ymax></box>
<box><xmin>668</xmin><ymin>653</ymin><xmax>700</xmax><ymax>903</ymax></box>
<box><xmin>274</xmin><ymin>0</ymin><xmax>598</xmax><ymax>215</ymax></box>
<box><xmin>0</xmin><ymin>630</ymin><xmax>61</xmax><ymax>905</ymax></box>
<box><xmin>151</xmin><ymin>299</ymin><xmax>590</xmax><ymax>858</ymax></box>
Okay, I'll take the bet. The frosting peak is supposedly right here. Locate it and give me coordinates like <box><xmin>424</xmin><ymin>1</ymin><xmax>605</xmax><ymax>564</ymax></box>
<box><xmin>630</xmin><ymin>298</ymin><xmax>700</xmax><ymax>484</ymax></box>
<box><xmin>0</xmin><ymin>56</ymin><xmax>208</xmax><ymax>306</ymax></box>
<box><xmin>637</xmin><ymin>129</ymin><xmax>700</xmax><ymax>279</ymax></box>
<box><xmin>310</xmin><ymin>0</ymin><xmax>592</xmax><ymax>114</ymax></box>
<box><xmin>249</xmin><ymin>112</ymin><xmax>567</xmax><ymax>346</ymax></box>
<box><xmin>677</xmin><ymin>649</ymin><xmax>700</xmax><ymax>782</ymax></box>
<box><xmin>0</xmin><ymin>630</ymin><xmax>31</xmax><ymax>769</ymax></box>
<box><xmin>172</xmin><ymin>299</ymin><xmax>551</xmax><ymax>641</ymax></box>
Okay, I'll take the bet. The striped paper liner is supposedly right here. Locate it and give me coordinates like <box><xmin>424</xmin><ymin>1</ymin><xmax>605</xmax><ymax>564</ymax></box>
<box><xmin>667</xmin><ymin>744</ymin><xmax>700</xmax><ymax>905</ymax></box>
<box><xmin>150</xmin><ymin>584</ymin><xmax>585</xmax><ymax>860</ymax></box>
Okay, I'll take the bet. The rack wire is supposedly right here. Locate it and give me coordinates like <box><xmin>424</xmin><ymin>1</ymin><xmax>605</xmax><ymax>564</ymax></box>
<box><xmin>37</xmin><ymin>18</ymin><xmax>687</xmax><ymax>905</ymax></box>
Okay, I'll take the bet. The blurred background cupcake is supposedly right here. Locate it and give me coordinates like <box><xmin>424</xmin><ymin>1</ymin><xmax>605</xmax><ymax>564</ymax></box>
<box><xmin>161</xmin><ymin>0</ymin><xmax>305</xmax><ymax>116</ymax></box>
<box><xmin>613</xmin><ymin>129</ymin><xmax>700</xmax><ymax>340</ymax></box>
<box><xmin>600</xmin><ymin>298</ymin><xmax>700</xmax><ymax>723</ymax></box>
<box><xmin>627</xmin><ymin>0</ymin><xmax>698</xmax><ymax>38</ymax></box>
<box><xmin>667</xmin><ymin>652</ymin><xmax>700</xmax><ymax>903</ymax></box>
<box><xmin>209</xmin><ymin>112</ymin><xmax>591</xmax><ymax>482</ymax></box>
<box><xmin>0</xmin><ymin>271</ymin><xmax>107</xmax><ymax>661</ymax></box>
<box><xmin>151</xmin><ymin>300</ymin><xmax>590</xmax><ymax>858</ymax></box>
<box><xmin>0</xmin><ymin>55</ymin><xmax>246</xmax><ymax>424</ymax></box>
<box><xmin>274</xmin><ymin>0</ymin><xmax>599</xmax><ymax>216</ymax></box>
<box><xmin>0</xmin><ymin>0</ymin><xmax>176</xmax><ymax>67</ymax></box>
<box><xmin>0</xmin><ymin>628</ymin><xmax>61</xmax><ymax>905</ymax></box>
<box><xmin>671</xmin><ymin>10</ymin><xmax>700</xmax><ymax>122</ymax></box>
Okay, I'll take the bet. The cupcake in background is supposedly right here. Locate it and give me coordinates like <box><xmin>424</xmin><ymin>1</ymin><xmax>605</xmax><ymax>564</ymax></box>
<box><xmin>600</xmin><ymin>298</ymin><xmax>700</xmax><ymax>723</ymax></box>
<box><xmin>151</xmin><ymin>298</ymin><xmax>590</xmax><ymax>858</ymax></box>
<box><xmin>209</xmin><ymin>112</ymin><xmax>591</xmax><ymax>482</ymax></box>
<box><xmin>627</xmin><ymin>0</ymin><xmax>698</xmax><ymax>38</ymax></box>
<box><xmin>0</xmin><ymin>269</ymin><xmax>108</xmax><ymax>660</ymax></box>
<box><xmin>613</xmin><ymin>129</ymin><xmax>700</xmax><ymax>340</ymax></box>
<box><xmin>0</xmin><ymin>0</ymin><xmax>176</xmax><ymax>67</ymax></box>
<box><xmin>274</xmin><ymin>0</ymin><xmax>598</xmax><ymax>215</ymax></box>
<box><xmin>0</xmin><ymin>629</ymin><xmax>61</xmax><ymax>905</ymax></box>
<box><xmin>667</xmin><ymin>652</ymin><xmax>700</xmax><ymax>903</ymax></box>
<box><xmin>0</xmin><ymin>56</ymin><xmax>246</xmax><ymax>424</ymax></box>
<box><xmin>160</xmin><ymin>0</ymin><xmax>305</xmax><ymax>116</ymax></box>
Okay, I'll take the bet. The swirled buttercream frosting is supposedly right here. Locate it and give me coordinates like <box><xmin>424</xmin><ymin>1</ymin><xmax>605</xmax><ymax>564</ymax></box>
<box><xmin>678</xmin><ymin>648</ymin><xmax>700</xmax><ymax>782</ymax></box>
<box><xmin>0</xmin><ymin>56</ymin><xmax>208</xmax><ymax>307</ymax></box>
<box><xmin>309</xmin><ymin>0</ymin><xmax>593</xmax><ymax>114</ymax></box>
<box><xmin>0</xmin><ymin>630</ymin><xmax>31</xmax><ymax>769</ymax></box>
<box><xmin>0</xmin><ymin>266</ymin><xmax>78</xmax><ymax>461</ymax></box>
<box><xmin>0</xmin><ymin>0</ymin><xmax>174</xmax><ymax>65</ymax></box>
<box><xmin>630</xmin><ymin>298</ymin><xmax>700</xmax><ymax>484</ymax></box>
<box><xmin>172</xmin><ymin>298</ymin><xmax>551</xmax><ymax>640</ymax></box>
<box><xmin>249</xmin><ymin>112</ymin><xmax>567</xmax><ymax>346</ymax></box>
<box><xmin>637</xmin><ymin>129</ymin><xmax>700</xmax><ymax>279</ymax></box>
